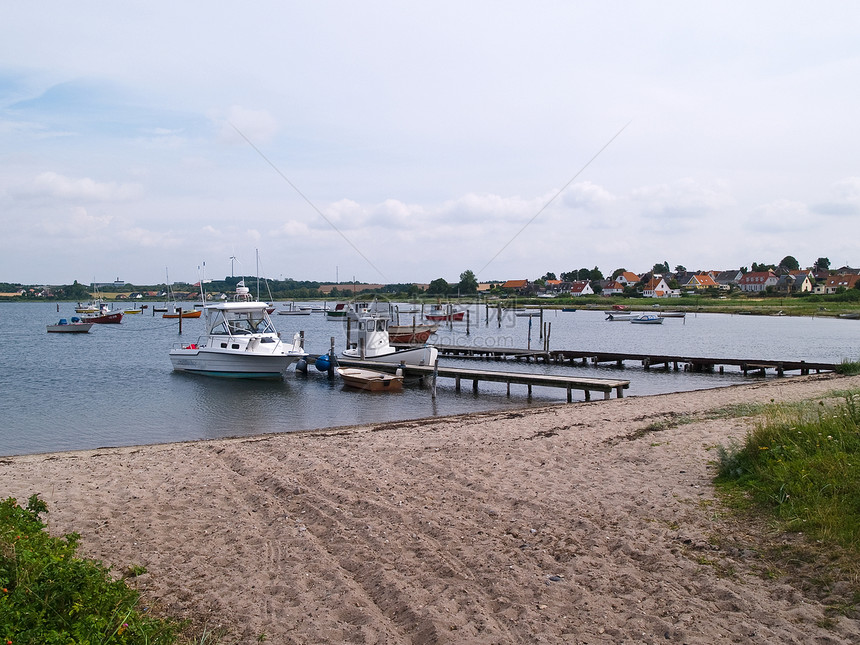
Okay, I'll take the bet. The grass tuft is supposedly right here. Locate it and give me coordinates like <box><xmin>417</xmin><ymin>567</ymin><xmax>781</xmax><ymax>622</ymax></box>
<box><xmin>0</xmin><ymin>495</ymin><xmax>217</xmax><ymax>644</ymax></box>
<box><xmin>715</xmin><ymin>392</ymin><xmax>860</xmax><ymax>552</ymax></box>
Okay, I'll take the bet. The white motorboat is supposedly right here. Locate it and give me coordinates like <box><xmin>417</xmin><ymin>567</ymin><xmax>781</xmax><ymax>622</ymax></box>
<box><xmin>630</xmin><ymin>313</ymin><xmax>664</xmax><ymax>324</ymax></box>
<box><xmin>605</xmin><ymin>312</ymin><xmax>638</xmax><ymax>321</ymax></box>
<box><xmin>343</xmin><ymin>312</ymin><xmax>438</xmax><ymax>366</ymax></box>
<box><xmin>47</xmin><ymin>317</ymin><xmax>93</xmax><ymax>333</ymax></box>
<box><xmin>169</xmin><ymin>300</ymin><xmax>307</xmax><ymax>379</ymax></box>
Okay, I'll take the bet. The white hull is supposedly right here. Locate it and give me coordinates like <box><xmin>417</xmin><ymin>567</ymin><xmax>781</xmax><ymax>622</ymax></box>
<box><xmin>343</xmin><ymin>344</ymin><xmax>438</xmax><ymax>366</ymax></box>
<box><xmin>170</xmin><ymin>347</ymin><xmax>302</xmax><ymax>378</ymax></box>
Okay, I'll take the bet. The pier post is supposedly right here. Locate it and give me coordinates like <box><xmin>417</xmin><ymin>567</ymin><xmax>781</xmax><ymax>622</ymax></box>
<box><xmin>178</xmin><ymin>307</ymin><xmax>183</xmax><ymax>334</ymax></box>
<box><xmin>431</xmin><ymin>358</ymin><xmax>438</xmax><ymax>399</ymax></box>
<box><xmin>300</xmin><ymin>330</ymin><xmax>305</xmax><ymax>349</ymax></box>
<box><xmin>466</xmin><ymin>310</ymin><xmax>470</xmax><ymax>336</ymax></box>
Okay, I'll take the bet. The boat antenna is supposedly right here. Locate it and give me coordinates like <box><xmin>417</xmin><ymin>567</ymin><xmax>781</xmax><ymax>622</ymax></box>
<box><xmin>476</xmin><ymin>120</ymin><xmax>632</xmax><ymax>278</ymax></box>
<box><xmin>229</xmin><ymin>122</ymin><xmax>387</xmax><ymax>281</ymax></box>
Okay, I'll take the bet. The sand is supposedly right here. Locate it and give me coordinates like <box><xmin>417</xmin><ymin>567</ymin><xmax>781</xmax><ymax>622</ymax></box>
<box><xmin>3</xmin><ymin>373</ymin><xmax>859</xmax><ymax>644</ymax></box>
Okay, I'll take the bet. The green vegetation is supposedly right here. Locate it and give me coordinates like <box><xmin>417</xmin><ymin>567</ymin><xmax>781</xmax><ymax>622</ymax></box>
<box><xmin>715</xmin><ymin>393</ymin><xmax>860</xmax><ymax>552</ymax></box>
<box><xmin>0</xmin><ymin>496</ymin><xmax>214</xmax><ymax>644</ymax></box>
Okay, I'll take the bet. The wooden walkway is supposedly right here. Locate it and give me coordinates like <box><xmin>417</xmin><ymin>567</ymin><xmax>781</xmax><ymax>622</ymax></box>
<box><xmin>392</xmin><ymin>343</ymin><xmax>838</xmax><ymax>376</ymax></box>
<box><xmin>335</xmin><ymin>357</ymin><xmax>629</xmax><ymax>402</ymax></box>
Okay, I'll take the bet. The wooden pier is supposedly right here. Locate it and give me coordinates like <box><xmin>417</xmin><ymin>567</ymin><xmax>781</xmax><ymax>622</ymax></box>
<box><xmin>392</xmin><ymin>343</ymin><xmax>838</xmax><ymax>376</ymax></box>
<box><xmin>334</xmin><ymin>357</ymin><xmax>629</xmax><ymax>402</ymax></box>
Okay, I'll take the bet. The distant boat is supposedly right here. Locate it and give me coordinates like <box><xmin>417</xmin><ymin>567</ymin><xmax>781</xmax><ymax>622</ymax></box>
<box><xmin>630</xmin><ymin>313</ymin><xmax>663</xmax><ymax>324</ymax></box>
<box><xmin>326</xmin><ymin>303</ymin><xmax>351</xmax><ymax>318</ymax></box>
<box><xmin>514</xmin><ymin>310</ymin><xmax>541</xmax><ymax>317</ymax></box>
<box><xmin>387</xmin><ymin>322</ymin><xmax>438</xmax><ymax>343</ymax></box>
<box><xmin>337</xmin><ymin>366</ymin><xmax>403</xmax><ymax>392</ymax></box>
<box><xmin>343</xmin><ymin>312</ymin><xmax>438</xmax><ymax>366</ymax></box>
<box><xmin>81</xmin><ymin>305</ymin><xmax>123</xmax><ymax>324</ymax></box>
<box><xmin>838</xmin><ymin>312</ymin><xmax>860</xmax><ymax>320</ymax></box>
<box><xmin>425</xmin><ymin>307</ymin><xmax>465</xmax><ymax>322</ymax></box>
<box><xmin>561</xmin><ymin>308</ymin><xmax>577</xmax><ymax>312</ymax></box>
<box><xmin>163</xmin><ymin>308</ymin><xmax>202</xmax><ymax>319</ymax></box>
<box><xmin>47</xmin><ymin>317</ymin><xmax>93</xmax><ymax>333</ymax></box>
<box><xmin>658</xmin><ymin>311</ymin><xmax>686</xmax><ymax>318</ymax></box>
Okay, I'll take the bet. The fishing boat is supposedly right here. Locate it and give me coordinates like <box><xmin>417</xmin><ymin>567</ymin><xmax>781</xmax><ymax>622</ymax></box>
<box><xmin>169</xmin><ymin>300</ymin><xmax>307</xmax><ymax>378</ymax></box>
<box><xmin>336</xmin><ymin>366</ymin><xmax>403</xmax><ymax>392</ymax></box>
<box><xmin>326</xmin><ymin>303</ymin><xmax>351</xmax><ymax>318</ymax></box>
<box><xmin>47</xmin><ymin>317</ymin><xmax>93</xmax><ymax>333</ymax></box>
<box><xmin>387</xmin><ymin>322</ymin><xmax>438</xmax><ymax>343</ymax></box>
<box><xmin>630</xmin><ymin>313</ymin><xmax>664</xmax><ymax>324</ymax></box>
<box><xmin>425</xmin><ymin>307</ymin><xmax>465</xmax><ymax>322</ymax></box>
<box><xmin>81</xmin><ymin>304</ymin><xmax>123</xmax><ymax>324</ymax></box>
<box><xmin>343</xmin><ymin>312</ymin><xmax>438</xmax><ymax>366</ymax></box>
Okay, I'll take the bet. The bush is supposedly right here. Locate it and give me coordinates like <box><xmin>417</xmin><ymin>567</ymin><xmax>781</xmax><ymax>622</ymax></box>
<box><xmin>0</xmin><ymin>495</ymin><xmax>181</xmax><ymax>644</ymax></box>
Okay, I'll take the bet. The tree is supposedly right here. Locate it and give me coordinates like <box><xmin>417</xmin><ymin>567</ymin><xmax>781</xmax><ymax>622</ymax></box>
<box><xmin>779</xmin><ymin>255</ymin><xmax>799</xmax><ymax>271</ymax></box>
<box><xmin>560</xmin><ymin>270</ymin><xmax>577</xmax><ymax>282</ymax></box>
<box><xmin>541</xmin><ymin>272</ymin><xmax>557</xmax><ymax>281</ymax></box>
<box><xmin>652</xmin><ymin>261</ymin><xmax>669</xmax><ymax>275</ymax></box>
<box><xmin>611</xmin><ymin>268</ymin><xmax>626</xmax><ymax>279</ymax></box>
<box><xmin>814</xmin><ymin>257</ymin><xmax>831</xmax><ymax>272</ymax></box>
<box><xmin>674</xmin><ymin>265</ymin><xmax>686</xmax><ymax>274</ymax></box>
<box><xmin>576</xmin><ymin>268</ymin><xmax>591</xmax><ymax>281</ymax></box>
<box><xmin>426</xmin><ymin>278</ymin><xmax>450</xmax><ymax>295</ymax></box>
<box><xmin>589</xmin><ymin>266</ymin><xmax>604</xmax><ymax>282</ymax></box>
<box><xmin>457</xmin><ymin>270</ymin><xmax>478</xmax><ymax>294</ymax></box>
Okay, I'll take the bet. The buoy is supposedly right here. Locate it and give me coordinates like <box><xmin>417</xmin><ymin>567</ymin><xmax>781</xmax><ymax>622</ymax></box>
<box><xmin>295</xmin><ymin>358</ymin><xmax>308</xmax><ymax>374</ymax></box>
<box><xmin>315</xmin><ymin>354</ymin><xmax>331</xmax><ymax>372</ymax></box>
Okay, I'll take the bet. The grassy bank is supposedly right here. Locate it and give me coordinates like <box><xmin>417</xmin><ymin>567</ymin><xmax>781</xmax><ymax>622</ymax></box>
<box><xmin>0</xmin><ymin>496</ymin><xmax>220</xmax><ymax>645</ymax></box>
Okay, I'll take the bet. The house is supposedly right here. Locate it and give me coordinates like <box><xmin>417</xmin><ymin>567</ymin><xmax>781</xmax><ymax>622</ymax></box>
<box><xmin>823</xmin><ymin>274</ymin><xmax>860</xmax><ymax>294</ymax></box>
<box><xmin>738</xmin><ymin>271</ymin><xmax>779</xmax><ymax>293</ymax></box>
<box><xmin>602</xmin><ymin>280</ymin><xmax>625</xmax><ymax>296</ymax></box>
<box><xmin>501</xmin><ymin>279</ymin><xmax>531</xmax><ymax>295</ymax></box>
<box><xmin>713</xmin><ymin>270</ymin><xmax>743</xmax><ymax>289</ymax></box>
<box><xmin>643</xmin><ymin>277</ymin><xmax>676</xmax><ymax>298</ymax></box>
<box><xmin>542</xmin><ymin>279</ymin><xmax>563</xmax><ymax>295</ymax></box>
<box><xmin>569</xmin><ymin>281</ymin><xmax>594</xmax><ymax>297</ymax></box>
<box><xmin>615</xmin><ymin>271</ymin><xmax>641</xmax><ymax>286</ymax></box>
<box><xmin>785</xmin><ymin>271</ymin><xmax>813</xmax><ymax>293</ymax></box>
<box><xmin>683</xmin><ymin>273</ymin><xmax>720</xmax><ymax>290</ymax></box>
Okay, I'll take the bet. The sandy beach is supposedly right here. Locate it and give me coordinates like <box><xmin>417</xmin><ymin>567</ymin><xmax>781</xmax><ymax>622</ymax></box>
<box><xmin>3</xmin><ymin>373</ymin><xmax>859</xmax><ymax>644</ymax></box>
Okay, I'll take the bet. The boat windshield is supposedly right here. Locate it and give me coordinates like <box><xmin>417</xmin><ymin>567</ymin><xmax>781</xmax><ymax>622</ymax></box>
<box><xmin>211</xmin><ymin>311</ymin><xmax>275</xmax><ymax>335</ymax></box>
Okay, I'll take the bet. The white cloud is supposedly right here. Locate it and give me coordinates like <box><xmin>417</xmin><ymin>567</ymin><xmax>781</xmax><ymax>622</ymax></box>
<box><xmin>213</xmin><ymin>106</ymin><xmax>279</xmax><ymax>146</ymax></box>
<box><xmin>11</xmin><ymin>172</ymin><xmax>142</xmax><ymax>202</ymax></box>
<box><xmin>813</xmin><ymin>176</ymin><xmax>860</xmax><ymax>216</ymax></box>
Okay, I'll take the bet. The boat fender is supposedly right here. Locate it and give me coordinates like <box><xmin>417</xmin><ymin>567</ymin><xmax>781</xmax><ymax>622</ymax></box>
<box><xmin>295</xmin><ymin>358</ymin><xmax>308</xmax><ymax>374</ymax></box>
<box><xmin>315</xmin><ymin>354</ymin><xmax>331</xmax><ymax>372</ymax></box>
<box><xmin>184</xmin><ymin>344</ymin><xmax>197</xmax><ymax>350</ymax></box>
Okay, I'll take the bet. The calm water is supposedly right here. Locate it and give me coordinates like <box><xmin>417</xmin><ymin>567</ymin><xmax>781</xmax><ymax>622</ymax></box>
<box><xmin>1</xmin><ymin>302</ymin><xmax>857</xmax><ymax>456</ymax></box>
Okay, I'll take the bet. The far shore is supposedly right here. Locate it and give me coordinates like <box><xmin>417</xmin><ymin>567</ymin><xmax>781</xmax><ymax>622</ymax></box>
<box><xmin>3</xmin><ymin>373</ymin><xmax>859</xmax><ymax>643</ymax></box>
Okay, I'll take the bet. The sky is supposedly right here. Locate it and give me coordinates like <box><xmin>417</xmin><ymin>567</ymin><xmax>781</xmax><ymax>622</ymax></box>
<box><xmin>2</xmin><ymin>1</ymin><xmax>860</xmax><ymax>287</ymax></box>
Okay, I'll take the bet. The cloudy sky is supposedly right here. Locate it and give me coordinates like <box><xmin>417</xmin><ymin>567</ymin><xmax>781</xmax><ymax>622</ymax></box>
<box><xmin>2</xmin><ymin>2</ymin><xmax>859</xmax><ymax>286</ymax></box>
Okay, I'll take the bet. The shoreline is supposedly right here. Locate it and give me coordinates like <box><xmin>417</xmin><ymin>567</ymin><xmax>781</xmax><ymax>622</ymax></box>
<box><xmin>3</xmin><ymin>374</ymin><xmax>859</xmax><ymax>643</ymax></box>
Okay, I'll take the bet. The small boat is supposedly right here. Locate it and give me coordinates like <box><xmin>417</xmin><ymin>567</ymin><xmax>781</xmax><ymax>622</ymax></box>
<box><xmin>658</xmin><ymin>311</ymin><xmax>686</xmax><ymax>318</ymax></box>
<box><xmin>47</xmin><ymin>317</ymin><xmax>93</xmax><ymax>333</ymax></box>
<box><xmin>605</xmin><ymin>312</ymin><xmax>638</xmax><ymax>321</ymax></box>
<box><xmin>81</xmin><ymin>304</ymin><xmax>123</xmax><ymax>324</ymax></box>
<box><xmin>326</xmin><ymin>303</ymin><xmax>351</xmax><ymax>318</ymax></box>
<box><xmin>74</xmin><ymin>301</ymin><xmax>99</xmax><ymax>314</ymax></box>
<box><xmin>169</xmin><ymin>300</ymin><xmax>307</xmax><ymax>379</ymax></box>
<box><xmin>337</xmin><ymin>367</ymin><xmax>403</xmax><ymax>392</ymax></box>
<box><xmin>630</xmin><ymin>313</ymin><xmax>663</xmax><ymax>324</ymax></box>
<box><xmin>838</xmin><ymin>312</ymin><xmax>860</xmax><ymax>320</ymax></box>
<box><xmin>561</xmin><ymin>308</ymin><xmax>577</xmax><ymax>312</ymax></box>
<box><xmin>514</xmin><ymin>310</ymin><xmax>541</xmax><ymax>317</ymax></box>
<box><xmin>163</xmin><ymin>307</ymin><xmax>202</xmax><ymax>319</ymax></box>
<box><xmin>425</xmin><ymin>307</ymin><xmax>465</xmax><ymax>322</ymax></box>
<box><xmin>387</xmin><ymin>322</ymin><xmax>438</xmax><ymax>343</ymax></box>
<box><xmin>278</xmin><ymin>307</ymin><xmax>311</xmax><ymax>316</ymax></box>
<box><xmin>123</xmin><ymin>307</ymin><xmax>143</xmax><ymax>314</ymax></box>
<box><xmin>343</xmin><ymin>312</ymin><xmax>438</xmax><ymax>366</ymax></box>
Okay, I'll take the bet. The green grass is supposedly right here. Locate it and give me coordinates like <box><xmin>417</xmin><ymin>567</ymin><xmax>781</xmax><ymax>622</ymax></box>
<box><xmin>0</xmin><ymin>495</ymin><xmax>216</xmax><ymax>645</ymax></box>
<box><xmin>715</xmin><ymin>393</ymin><xmax>860</xmax><ymax>552</ymax></box>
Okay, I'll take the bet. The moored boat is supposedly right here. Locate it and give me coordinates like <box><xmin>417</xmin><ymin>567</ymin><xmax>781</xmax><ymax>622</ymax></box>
<box><xmin>81</xmin><ymin>305</ymin><xmax>123</xmax><ymax>324</ymax></box>
<box><xmin>425</xmin><ymin>307</ymin><xmax>465</xmax><ymax>322</ymax></box>
<box><xmin>387</xmin><ymin>322</ymin><xmax>438</xmax><ymax>343</ymax></box>
<box><xmin>163</xmin><ymin>307</ymin><xmax>202</xmax><ymax>319</ymax></box>
<box><xmin>337</xmin><ymin>366</ymin><xmax>403</xmax><ymax>392</ymax></box>
<box><xmin>47</xmin><ymin>317</ymin><xmax>94</xmax><ymax>333</ymax></box>
<box><xmin>169</xmin><ymin>300</ymin><xmax>307</xmax><ymax>378</ymax></box>
<box><xmin>343</xmin><ymin>312</ymin><xmax>438</xmax><ymax>366</ymax></box>
<box><xmin>630</xmin><ymin>313</ymin><xmax>664</xmax><ymax>324</ymax></box>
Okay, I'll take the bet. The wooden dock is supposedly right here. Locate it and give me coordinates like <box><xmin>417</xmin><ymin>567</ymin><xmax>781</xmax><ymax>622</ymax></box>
<box><xmin>334</xmin><ymin>357</ymin><xmax>629</xmax><ymax>402</ymax></box>
<box><xmin>392</xmin><ymin>343</ymin><xmax>838</xmax><ymax>376</ymax></box>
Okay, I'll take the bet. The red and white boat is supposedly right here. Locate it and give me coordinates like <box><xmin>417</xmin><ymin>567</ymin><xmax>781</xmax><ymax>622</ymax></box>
<box><xmin>81</xmin><ymin>304</ymin><xmax>123</xmax><ymax>324</ymax></box>
<box><xmin>425</xmin><ymin>307</ymin><xmax>465</xmax><ymax>322</ymax></box>
<box><xmin>387</xmin><ymin>322</ymin><xmax>438</xmax><ymax>343</ymax></box>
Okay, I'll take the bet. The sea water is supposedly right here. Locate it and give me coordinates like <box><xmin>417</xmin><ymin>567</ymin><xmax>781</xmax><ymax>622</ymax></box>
<box><xmin>1</xmin><ymin>302</ymin><xmax>857</xmax><ymax>456</ymax></box>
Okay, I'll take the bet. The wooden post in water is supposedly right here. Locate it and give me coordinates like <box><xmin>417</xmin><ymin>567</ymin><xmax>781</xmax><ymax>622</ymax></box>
<box><xmin>346</xmin><ymin>317</ymin><xmax>352</xmax><ymax>349</ymax></box>
<box><xmin>178</xmin><ymin>307</ymin><xmax>182</xmax><ymax>334</ymax></box>
<box><xmin>329</xmin><ymin>336</ymin><xmax>336</xmax><ymax>377</ymax></box>
<box><xmin>431</xmin><ymin>358</ymin><xmax>438</xmax><ymax>399</ymax></box>
<box><xmin>485</xmin><ymin>302</ymin><xmax>489</xmax><ymax>325</ymax></box>
<box><xmin>299</xmin><ymin>330</ymin><xmax>305</xmax><ymax>349</ymax></box>
<box><xmin>539</xmin><ymin>308</ymin><xmax>544</xmax><ymax>339</ymax></box>
<box><xmin>466</xmin><ymin>310</ymin><xmax>470</xmax><ymax>336</ymax></box>
<box><xmin>497</xmin><ymin>306</ymin><xmax>502</xmax><ymax>329</ymax></box>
